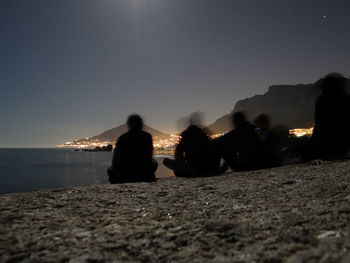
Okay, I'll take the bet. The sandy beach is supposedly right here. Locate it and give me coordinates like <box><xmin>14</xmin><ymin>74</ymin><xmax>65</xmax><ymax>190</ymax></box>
<box><xmin>1</xmin><ymin>161</ymin><xmax>350</xmax><ymax>262</ymax></box>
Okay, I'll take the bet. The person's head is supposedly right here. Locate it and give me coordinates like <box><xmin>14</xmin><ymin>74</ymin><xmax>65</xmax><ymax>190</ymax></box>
<box><xmin>254</xmin><ymin>114</ymin><xmax>271</xmax><ymax>131</ymax></box>
<box><xmin>320</xmin><ymin>73</ymin><xmax>347</xmax><ymax>96</ymax></box>
<box><xmin>232</xmin><ymin>112</ymin><xmax>247</xmax><ymax>128</ymax></box>
<box><xmin>127</xmin><ymin>114</ymin><xmax>143</xmax><ymax>131</ymax></box>
<box><xmin>189</xmin><ymin>111</ymin><xmax>205</xmax><ymax>127</ymax></box>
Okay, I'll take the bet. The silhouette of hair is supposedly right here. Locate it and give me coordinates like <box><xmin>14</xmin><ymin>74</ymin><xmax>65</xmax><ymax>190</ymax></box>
<box><xmin>232</xmin><ymin>112</ymin><xmax>246</xmax><ymax>128</ymax></box>
<box><xmin>127</xmin><ymin>114</ymin><xmax>143</xmax><ymax>131</ymax></box>
<box><xmin>177</xmin><ymin>116</ymin><xmax>190</xmax><ymax>133</ymax></box>
<box><xmin>301</xmin><ymin>73</ymin><xmax>350</xmax><ymax>162</ymax></box>
<box><xmin>320</xmin><ymin>73</ymin><xmax>347</xmax><ymax>95</ymax></box>
<box><xmin>254</xmin><ymin>114</ymin><xmax>271</xmax><ymax>130</ymax></box>
<box><xmin>189</xmin><ymin>111</ymin><xmax>205</xmax><ymax>127</ymax></box>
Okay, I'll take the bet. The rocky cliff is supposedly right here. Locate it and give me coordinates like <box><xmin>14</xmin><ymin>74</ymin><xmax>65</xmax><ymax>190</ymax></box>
<box><xmin>208</xmin><ymin>77</ymin><xmax>350</xmax><ymax>134</ymax></box>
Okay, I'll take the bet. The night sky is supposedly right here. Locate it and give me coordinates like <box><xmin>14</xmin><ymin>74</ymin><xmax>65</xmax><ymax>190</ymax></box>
<box><xmin>1</xmin><ymin>0</ymin><xmax>350</xmax><ymax>147</ymax></box>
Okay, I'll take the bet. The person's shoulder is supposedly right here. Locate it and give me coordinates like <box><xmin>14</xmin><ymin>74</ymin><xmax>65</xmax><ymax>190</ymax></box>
<box><xmin>182</xmin><ymin>125</ymin><xmax>203</xmax><ymax>135</ymax></box>
<box><xmin>139</xmin><ymin>130</ymin><xmax>151</xmax><ymax>136</ymax></box>
<box><xmin>118</xmin><ymin>131</ymin><xmax>133</xmax><ymax>141</ymax></box>
<box><xmin>222</xmin><ymin>130</ymin><xmax>235</xmax><ymax>139</ymax></box>
<box><xmin>138</xmin><ymin>130</ymin><xmax>152</xmax><ymax>140</ymax></box>
<box><xmin>180</xmin><ymin>127</ymin><xmax>190</xmax><ymax>137</ymax></box>
<box><xmin>225</xmin><ymin>129</ymin><xmax>235</xmax><ymax>135</ymax></box>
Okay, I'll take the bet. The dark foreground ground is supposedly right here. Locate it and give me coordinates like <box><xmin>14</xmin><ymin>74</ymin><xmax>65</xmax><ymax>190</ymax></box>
<box><xmin>1</xmin><ymin>161</ymin><xmax>350</xmax><ymax>263</ymax></box>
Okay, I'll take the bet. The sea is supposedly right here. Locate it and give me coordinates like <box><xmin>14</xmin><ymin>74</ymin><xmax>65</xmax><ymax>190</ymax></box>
<box><xmin>0</xmin><ymin>148</ymin><xmax>173</xmax><ymax>195</ymax></box>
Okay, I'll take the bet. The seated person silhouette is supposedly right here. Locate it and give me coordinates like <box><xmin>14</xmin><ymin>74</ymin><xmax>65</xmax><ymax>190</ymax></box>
<box><xmin>254</xmin><ymin>114</ymin><xmax>283</xmax><ymax>168</ymax></box>
<box><xmin>163</xmin><ymin>112</ymin><xmax>220</xmax><ymax>177</ymax></box>
<box><xmin>219</xmin><ymin>112</ymin><xmax>262</xmax><ymax>172</ymax></box>
<box><xmin>107</xmin><ymin>114</ymin><xmax>157</xmax><ymax>183</ymax></box>
<box><xmin>304</xmin><ymin>73</ymin><xmax>350</xmax><ymax>164</ymax></box>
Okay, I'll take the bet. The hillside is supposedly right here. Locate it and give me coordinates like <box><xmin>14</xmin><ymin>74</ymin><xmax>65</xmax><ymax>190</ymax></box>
<box><xmin>208</xmin><ymin>83</ymin><xmax>318</xmax><ymax>134</ymax></box>
<box><xmin>208</xmin><ymin>78</ymin><xmax>349</xmax><ymax>134</ymax></box>
<box><xmin>58</xmin><ymin>122</ymin><xmax>170</xmax><ymax>148</ymax></box>
<box><xmin>86</xmin><ymin>124</ymin><xmax>169</xmax><ymax>142</ymax></box>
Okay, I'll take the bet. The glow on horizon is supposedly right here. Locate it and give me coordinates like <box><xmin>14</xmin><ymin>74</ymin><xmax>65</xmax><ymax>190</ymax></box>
<box><xmin>289</xmin><ymin>127</ymin><xmax>314</xmax><ymax>137</ymax></box>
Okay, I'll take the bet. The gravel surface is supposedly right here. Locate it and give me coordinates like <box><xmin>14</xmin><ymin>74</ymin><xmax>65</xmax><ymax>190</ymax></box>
<box><xmin>1</xmin><ymin>161</ymin><xmax>350</xmax><ymax>262</ymax></box>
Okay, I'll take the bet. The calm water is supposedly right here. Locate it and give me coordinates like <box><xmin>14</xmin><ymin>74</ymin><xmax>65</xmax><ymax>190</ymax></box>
<box><xmin>0</xmin><ymin>149</ymin><xmax>173</xmax><ymax>194</ymax></box>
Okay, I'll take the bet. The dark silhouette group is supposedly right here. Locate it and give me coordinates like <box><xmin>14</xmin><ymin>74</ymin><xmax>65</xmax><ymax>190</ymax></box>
<box><xmin>108</xmin><ymin>73</ymin><xmax>350</xmax><ymax>183</ymax></box>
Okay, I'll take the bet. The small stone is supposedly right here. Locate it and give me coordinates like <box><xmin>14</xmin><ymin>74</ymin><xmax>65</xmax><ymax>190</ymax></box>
<box><xmin>75</xmin><ymin>231</ymin><xmax>91</xmax><ymax>238</ymax></box>
<box><xmin>317</xmin><ymin>231</ymin><xmax>339</xmax><ymax>239</ymax></box>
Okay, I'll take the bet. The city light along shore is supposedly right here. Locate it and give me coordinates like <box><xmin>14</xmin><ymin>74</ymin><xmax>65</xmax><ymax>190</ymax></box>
<box><xmin>57</xmin><ymin>127</ymin><xmax>313</xmax><ymax>152</ymax></box>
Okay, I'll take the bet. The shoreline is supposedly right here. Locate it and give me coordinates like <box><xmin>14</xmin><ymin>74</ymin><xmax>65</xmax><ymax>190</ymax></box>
<box><xmin>1</xmin><ymin>161</ymin><xmax>350</xmax><ymax>262</ymax></box>
<box><xmin>0</xmin><ymin>149</ymin><xmax>173</xmax><ymax>195</ymax></box>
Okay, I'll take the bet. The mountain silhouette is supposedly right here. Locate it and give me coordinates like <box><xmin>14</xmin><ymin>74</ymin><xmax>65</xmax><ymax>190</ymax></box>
<box><xmin>208</xmin><ymin>77</ymin><xmax>350</xmax><ymax>133</ymax></box>
<box><xmin>88</xmin><ymin>123</ymin><xmax>169</xmax><ymax>142</ymax></box>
